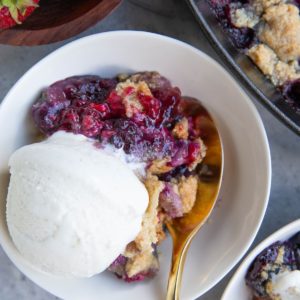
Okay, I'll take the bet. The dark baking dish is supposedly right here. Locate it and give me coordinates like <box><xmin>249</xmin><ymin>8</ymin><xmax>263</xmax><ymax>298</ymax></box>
<box><xmin>187</xmin><ymin>0</ymin><xmax>300</xmax><ymax>135</ymax></box>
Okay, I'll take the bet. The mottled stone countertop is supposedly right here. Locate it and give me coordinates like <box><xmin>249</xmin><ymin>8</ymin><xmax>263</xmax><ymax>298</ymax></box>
<box><xmin>0</xmin><ymin>0</ymin><xmax>299</xmax><ymax>299</ymax></box>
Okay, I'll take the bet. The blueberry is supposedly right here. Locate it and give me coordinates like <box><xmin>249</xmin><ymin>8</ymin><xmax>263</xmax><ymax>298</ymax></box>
<box><xmin>282</xmin><ymin>79</ymin><xmax>300</xmax><ymax>105</ymax></box>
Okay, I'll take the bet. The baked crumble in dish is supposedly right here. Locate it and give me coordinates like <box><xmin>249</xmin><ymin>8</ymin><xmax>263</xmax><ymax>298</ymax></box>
<box><xmin>207</xmin><ymin>0</ymin><xmax>300</xmax><ymax>109</ymax></box>
<box><xmin>246</xmin><ymin>232</ymin><xmax>300</xmax><ymax>299</ymax></box>
<box><xmin>32</xmin><ymin>71</ymin><xmax>208</xmax><ymax>282</ymax></box>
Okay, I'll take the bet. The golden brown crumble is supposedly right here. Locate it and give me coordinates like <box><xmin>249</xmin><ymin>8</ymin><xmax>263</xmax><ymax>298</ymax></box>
<box><xmin>274</xmin><ymin>61</ymin><xmax>300</xmax><ymax>85</ymax></box>
<box><xmin>248</xmin><ymin>44</ymin><xmax>300</xmax><ymax>85</ymax></box>
<box><xmin>231</xmin><ymin>0</ymin><xmax>300</xmax><ymax>87</ymax></box>
<box><xmin>248</xmin><ymin>44</ymin><xmax>277</xmax><ymax>76</ymax></box>
<box><xmin>178</xmin><ymin>176</ymin><xmax>198</xmax><ymax>214</ymax></box>
<box><xmin>148</xmin><ymin>158</ymin><xmax>173</xmax><ymax>174</ymax></box>
<box><xmin>230</xmin><ymin>6</ymin><xmax>259</xmax><ymax>28</ymax></box>
<box><xmin>134</xmin><ymin>175</ymin><xmax>164</xmax><ymax>253</ymax></box>
<box><xmin>252</xmin><ymin>0</ymin><xmax>284</xmax><ymax>14</ymax></box>
<box><xmin>259</xmin><ymin>4</ymin><xmax>300</xmax><ymax>62</ymax></box>
<box><xmin>123</xmin><ymin>175</ymin><xmax>164</xmax><ymax>277</ymax></box>
<box><xmin>116</xmin><ymin>80</ymin><xmax>152</xmax><ymax>118</ymax></box>
<box><xmin>172</xmin><ymin>117</ymin><xmax>189</xmax><ymax>139</ymax></box>
<box><xmin>125</xmin><ymin>248</ymin><xmax>159</xmax><ymax>278</ymax></box>
<box><xmin>129</xmin><ymin>71</ymin><xmax>167</xmax><ymax>90</ymax></box>
<box><xmin>123</xmin><ymin>167</ymin><xmax>204</xmax><ymax>276</ymax></box>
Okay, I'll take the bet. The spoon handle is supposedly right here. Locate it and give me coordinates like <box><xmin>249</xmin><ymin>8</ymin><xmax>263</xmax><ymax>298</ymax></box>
<box><xmin>166</xmin><ymin>234</ymin><xmax>192</xmax><ymax>300</ymax></box>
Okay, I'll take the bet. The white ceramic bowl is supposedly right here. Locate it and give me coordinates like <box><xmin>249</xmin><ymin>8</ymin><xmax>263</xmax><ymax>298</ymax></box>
<box><xmin>222</xmin><ymin>219</ymin><xmax>300</xmax><ymax>300</ymax></box>
<box><xmin>0</xmin><ymin>31</ymin><xmax>271</xmax><ymax>300</ymax></box>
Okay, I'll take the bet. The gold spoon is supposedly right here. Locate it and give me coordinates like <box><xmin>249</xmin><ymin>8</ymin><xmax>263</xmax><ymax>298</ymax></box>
<box><xmin>166</xmin><ymin>99</ymin><xmax>223</xmax><ymax>300</ymax></box>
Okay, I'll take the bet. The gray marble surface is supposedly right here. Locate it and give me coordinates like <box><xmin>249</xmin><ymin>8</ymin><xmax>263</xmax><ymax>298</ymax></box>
<box><xmin>0</xmin><ymin>0</ymin><xmax>299</xmax><ymax>299</ymax></box>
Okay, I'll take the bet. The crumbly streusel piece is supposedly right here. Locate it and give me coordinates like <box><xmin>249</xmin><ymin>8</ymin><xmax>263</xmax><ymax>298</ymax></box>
<box><xmin>155</xmin><ymin>210</ymin><xmax>167</xmax><ymax>243</ymax></box>
<box><xmin>248</xmin><ymin>44</ymin><xmax>300</xmax><ymax>85</ymax></box>
<box><xmin>248</xmin><ymin>44</ymin><xmax>277</xmax><ymax>75</ymax></box>
<box><xmin>274</xmin><ymin>61</ymin><xmax>300</xmax><ymax>86</ymax></box>
<box><xmin>252</xmin><ymin>0</ymin><xmax>284</xmax><ymax>14</ymax></box>
<box><xmin>124</xmin><ymin>242</ymin><xmax>159</xmax><ymax>278</ymax></box>
<box><xmin>129</xmin><ymin>71</ymin><xmax>172</xmax><ymax>91</ymax></box>
<box><xmin>259</xmin><ymin>4</ymin><xmax>300</xmax><ymax>62</ymax></box>
<box><xmin>115</xmin><ymin>80</ymin><xmax>151</xmax><ymax>117</ymax></box>
<box><xmin>134</xmin><ymin>175</ymin><xmax>164</xmax><ymax>253</ymax></box>
<box><xmin>172</xmin><ymin>117</ymin><xmax>189</xmax><ymax>139</ymax></box>
<box><xmin>148</xmin><ymin>158</ymin><xmax>173</xmax><ymax>174</ymax></box>
<box><xmin>178</xmin><ymin>176</ymin><xmax>198</xmax><ymax>214</ymax></box>
<box><xmin>230</xmin><ymin>5</ymin><xmax>260</xmax><ymax>28</ymax></box>
<box><xmin>122</xmin><ymin>175</ymin><xmax>164</xmax><ymax>277</ymax></box>
<box><xmin>231</xmin><ymin>0</ymin><xmax>287</xmax><ymax>28</ymax></box>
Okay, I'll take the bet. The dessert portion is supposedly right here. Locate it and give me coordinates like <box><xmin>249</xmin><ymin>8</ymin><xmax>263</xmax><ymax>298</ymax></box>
<box><xmin>7</xmin><ymin>131</ymin><xmax>148</xmax><ymax>277</ymax></box>
<box><xmin>246</xmin><ymin>231</ymin><xmax>300</xmax><ymax>299</ymax></box>
<box><xmin>7</xmin><ymin>71</ymin><xmax>207</xmax><ymax>282</ymax></box>
<box><xmin>207</xmin><ymin>0</ymin><xmax>300</xmax><ymax>108</ymax></box>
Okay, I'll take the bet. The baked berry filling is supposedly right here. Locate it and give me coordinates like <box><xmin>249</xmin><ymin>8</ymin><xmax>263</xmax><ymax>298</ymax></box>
<box><xmin>32</xmin><ymin>72</ymin><xmax>207</xmax><ymax>282</ymax></box>
<box><xmin>207</xmin><ymin>0</ymin><xmax>300</xmax><ymax>110</ymax></box>
<box><xmin>246</xmin><ymin>232</ymin><xmax>300</xmax><ymax>299</ymax></box>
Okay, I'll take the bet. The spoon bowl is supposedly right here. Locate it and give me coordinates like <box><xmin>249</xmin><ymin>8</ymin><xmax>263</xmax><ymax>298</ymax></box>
<box><xmin>166</xmin><ymin>98</ymin><xmax>223</xmax><ymax>300</ymax></box>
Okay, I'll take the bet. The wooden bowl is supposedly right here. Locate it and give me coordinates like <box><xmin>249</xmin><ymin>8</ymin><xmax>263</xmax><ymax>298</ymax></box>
<box><xmin>0</xmin><ymin>0</ymin><xmax>122</xmax><ymax>46</ymax></box>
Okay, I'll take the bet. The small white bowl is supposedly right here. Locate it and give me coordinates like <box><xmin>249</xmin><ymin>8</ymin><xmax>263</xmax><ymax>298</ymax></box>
<box><xmin>0</xmin><ymin>31</ymin><xmax>271</xmax><ymax>300</ymax></box>
<box><xmin>222</xmin><ymin>219</ymin><xmax>300</xmax><ymax>300</ymax></box>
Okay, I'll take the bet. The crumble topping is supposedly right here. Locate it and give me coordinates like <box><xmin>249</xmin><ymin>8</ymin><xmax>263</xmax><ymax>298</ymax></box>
<box><xmin>259</xmin><ymin>4</ymin><xmax>300</xmax><ymax>63</ymax></box>
<box><xmin>172</xmin><ymin>117</ymin><xmax>189</xmax><ymax>140</ymax></box>
<box><xmin>178</xmin><ymin>176</ymin><xmax>198</xmax><ymax>214</ymax></box>
<box><xmin>115</xmin><ymin>80</ymin><xmax>151</xmax><ymax>118</ymax></box>
<box><xmin>134</xmin><ymin>175</ymin><xmax>164</xmax><ymax>253</ymax></box>
<box><xmin>129</xmin><ymin>71</ymin><xmax>172</xmax><ymax>91</ymax></box>
<box><xmin>248</xmin><ymin>44</ymin><xmax>277</xmax><ymax>76</ymax></box>
<box><xmin>252</xmin><ymin>0</ymin><xmax>285</xmax><ymax>14</ymax></box>
<box><xmin>218</xmin><ymin>0</ymin><xmax>300</xmax><ymax>89</ymax></box>
<box><xmin>248</xmin><ymin>44</ymin><xmax>300</xmax><ymax>85</ymax></box>
<box><xmin>230</xmin><ymin>5</ymin><xmax>260</xmax><ymax>28</ymax></box>
<box><xmin>125</xmin><ymin>248</ymin><xmax>159</xmax><ymax>278</ymax></box>
<box><xmin>147</xmin><ymin>158</ymin><xmax>173</xmax><ymax>174</ymax></box>
<box><xmin>209</xmin><ymin>0</ymin><xmax>300</xmax><ymax>109</ymax></box>
<box><xmin>123</xmin><ymin>175</ymin><xmax>163</xmax><ymax>278</ymax></box>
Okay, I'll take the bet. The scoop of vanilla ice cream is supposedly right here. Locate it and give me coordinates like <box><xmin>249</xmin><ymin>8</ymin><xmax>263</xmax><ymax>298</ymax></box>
<box><xmin>272</xmin><ymin>270</ymin><xmax>300</xmax><ymax>300</ymax></box>
<box><xmin>6</xmin><ymin>131</ymin><xmax>148</xmax><ymax>278</ymax></box>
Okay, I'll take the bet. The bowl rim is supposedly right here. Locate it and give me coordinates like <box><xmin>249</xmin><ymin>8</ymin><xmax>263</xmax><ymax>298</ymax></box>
<box><xmin>0</xmin><ymin>30</ymin><xmax>272</xmax><ymax>299</ymax></box>
<box><xmin>222</xmin><ymin>219</ymin><xmax>300</xmax><ymax>300</ymax></box>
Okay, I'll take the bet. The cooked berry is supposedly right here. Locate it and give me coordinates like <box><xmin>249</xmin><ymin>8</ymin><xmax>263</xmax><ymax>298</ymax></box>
<box><xmin>33</xmin><ymin>74</ymin><xmax>204</xmax><ymax>167</ymax></box>
<box><xmin>282</xmin><ymin>79</ymin><xmax>300</xmax><ymax>106</ymax></box>
<box><xmin>32</xmin><ymin>76</ymin><xmax>117</xmax><ymax>136</ymax></box>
